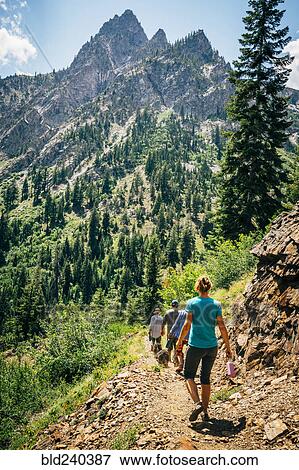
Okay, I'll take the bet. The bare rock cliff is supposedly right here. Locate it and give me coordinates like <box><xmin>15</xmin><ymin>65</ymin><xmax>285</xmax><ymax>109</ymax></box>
<box><xmin>231</xmin><ymin>205</ymin><xmax>299</xmax><ymax>374</ymax></box>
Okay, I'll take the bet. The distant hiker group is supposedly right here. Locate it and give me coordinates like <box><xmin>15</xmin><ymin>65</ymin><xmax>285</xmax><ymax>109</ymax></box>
<box><xmin>148</xmin><ymin>276</ymin><xmax>232</xmax><ymax>423</ymax></box>
<box><xmin>149</xmin><ymin>300</ymin><xmax>188</xmax><ymax>372</ymax></box>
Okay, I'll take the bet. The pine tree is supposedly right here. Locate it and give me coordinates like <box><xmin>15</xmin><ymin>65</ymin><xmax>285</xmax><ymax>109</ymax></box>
<box><xmin>88</xmin><ymin>208</ymin><xmax>100</xmax><ymax>259</ymax></box>
<box><xmin>82</xmin><ymin>258</ymin><xmax>94</xmax><ymax>303</ymax></box>
<box><xmin>213</xmin><ymin>125</ymin><xmax>222</xmax><ymax>160</ymax></box>
<box><xmin>21</xmin><ymin>177</ymin><xmax>29</xmax><ymax>201</ymax></box>
<box><xmin>180</xmin><ymin>223</ymin><xmax>195</xmax><ymax>266</ymax></box>
<box><xmin>32</xmin><ymin>169</ymin><xmax>43</xmax><ymax>206</ymax></box>
<box><xmin>102</xmin><ymin>173</ymin><xmax>111</xmax><ymax>195</ymax></box>
<box><xmin>219</xmin><ymin>0</ymin><xmax>292</xmax><ymax>238</ymax></box>
<box><xmin>65</xmin><ymin>183</ymin><xmax>71</xmax><ymax>212</ymax></box>
<box><xmin>119</xmin><ymin>267</ymin><xmax>132</xmax><ymax>305</ymax></box>
<box><xmin>63</xmin><ymin>237</ymin><xmax>71</xmax><ymax>259</ymax></box>
<box><xmin>15</xmin><ymin>274</ymin><xmax>46</xmax><ymax>340</ymax></box>
<box><xmin>3</xmin><ymin>180</ymin><xmax>19</xmax><ymax>211</ymax></box>
<box><xmin>44</xmin><ymin>193</ymin><xmax>53</xmax><ymax>233</ymax></box>
<box><xmin>56</xmin><ymin>196</ymin><xmax>65</xmax><ymax>226</ymax></box>
<box><xmin>0</xmin><ymin>212</ymin><xmax>10</xmax><ymax>266</ymax></box>
<box><xmin>72</xmin><ymin>179</ymin><xmax>83</xmax><ymax>213</ymax></box>
<box><xmin>156</xmin><ymin>205</ymin><xmax>167</xmax><ymax>246</ymax></box>
<box><xmin>144</xmin><ymin>236</ymin><xmax>161</xmax><ymax>301</ymax></box>
<box><xmin>166</xmin><ymin>225</ymin><xmax>179</xmax><ymax>267</ymax></box>
<box><xmin>62</xmin><ymin>262</ymin><xmax>72</xmax><ymax>302</ymax></box>
<box><xmin>102</xmin><ymin>211</ymin><xmax>110</xmax><ymax>235</ymax></box>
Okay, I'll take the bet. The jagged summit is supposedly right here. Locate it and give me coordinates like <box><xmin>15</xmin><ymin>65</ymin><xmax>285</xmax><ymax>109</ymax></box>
<box><xmin>99</xmin><ymin>9</ymin><xmax>147</xmax><ymax>44</ymax></box>
<box><xmin>173</xmin><ymin>29</ymin><xmax>216</xmax><ymax>63</ymax></box>
<box><xmin>122</xmin><ymin>9</ymin><xmax>136</xmax><ymax>17</ymax></box>
<box><xmin>69</xmin><ymin>9</ymin><xmax>148</xmax><ymax>77</ymax></box>
<box><xmin>149</xmin><ymin>28</ymin><xmax>168</xmax><ymax>49</ymax></box>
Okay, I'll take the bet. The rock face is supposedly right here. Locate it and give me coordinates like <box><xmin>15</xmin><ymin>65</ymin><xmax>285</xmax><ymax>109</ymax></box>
<box><xmin>231</xmin><ymin>205</ymin><xmax>299</xmax><ymax>374</ymax></box>
<box><xmin>149</xmin><ymin>29</ymin><xmax>168</xmax><ymax>50</ymax></box>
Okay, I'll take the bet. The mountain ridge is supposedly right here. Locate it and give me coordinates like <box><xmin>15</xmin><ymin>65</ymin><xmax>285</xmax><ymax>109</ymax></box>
<box><xmin>0</xmin><ymin>9</ymin><xmax>231</xmax><ymax>166</ymax></box>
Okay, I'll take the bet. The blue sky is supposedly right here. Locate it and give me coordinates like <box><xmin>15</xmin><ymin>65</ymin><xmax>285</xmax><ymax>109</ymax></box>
<box><xmin>1</xmin><ymin>0</ymin><xmax>299</xmax><ymax>88</ymax></box>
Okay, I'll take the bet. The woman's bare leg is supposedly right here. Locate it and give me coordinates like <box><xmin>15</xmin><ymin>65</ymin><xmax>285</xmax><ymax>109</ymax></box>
<box><xmin>201</xmin><ymin>384</ymin><xmax>211</xmax><ymax>412</ymax></box>
<box><xmin>185</xmin><ymin>379</ymin><xmax>200</xmax><ymax>403</ymax></box>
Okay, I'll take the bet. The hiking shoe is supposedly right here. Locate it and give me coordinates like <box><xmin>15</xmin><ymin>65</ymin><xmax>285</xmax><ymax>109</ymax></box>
<box><xmin>189</xmin><ymin>403</ymin><xmax>203</xmax><ymax>422</ymax></box>
<box><xmin>202</xmin><ymin>411</ymin><xmax>210</xmax><ymax>422</ymax></box>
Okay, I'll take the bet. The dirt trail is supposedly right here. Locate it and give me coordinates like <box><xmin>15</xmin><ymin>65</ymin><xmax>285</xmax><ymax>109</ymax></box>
<box><xmin>35</xmin><ymin>338</ymin><xmax>299</xmax><ymax>450</ymax></box>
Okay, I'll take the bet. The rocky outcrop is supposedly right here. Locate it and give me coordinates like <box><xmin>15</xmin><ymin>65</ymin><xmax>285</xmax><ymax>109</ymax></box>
<box><xmin>148</xmin><ymin>29</ymin><xmax>168</xmax><ymax>50</ymax></box>
<box><xmin>231</xmin><ymin>205</ymin><xmax>299</xmax><ymax>374</ymax></box>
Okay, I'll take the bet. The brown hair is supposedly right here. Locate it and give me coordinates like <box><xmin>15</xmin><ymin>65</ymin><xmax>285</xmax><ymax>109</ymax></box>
<box><xmin>194</xmin><ymin>276</ymin><xmax>212</xmax><ymax>293</ymax></box>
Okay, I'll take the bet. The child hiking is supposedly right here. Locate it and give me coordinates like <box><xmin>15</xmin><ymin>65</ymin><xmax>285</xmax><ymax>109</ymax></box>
<box><xmin>162</xmin><ymin>300</ymin><xmax>180</xmax><ymax>360</ymax></box>
<box><xmin>169</xmin><ymin>309</ymin><xmax>189</xmax><ymax>373</ymax></box>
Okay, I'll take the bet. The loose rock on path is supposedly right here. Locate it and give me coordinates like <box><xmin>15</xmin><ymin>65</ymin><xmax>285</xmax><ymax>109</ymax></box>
<box><xmin>35</xmin><ymin>338</ymin><xmax>299</xmax><ymax>450</ymax></box>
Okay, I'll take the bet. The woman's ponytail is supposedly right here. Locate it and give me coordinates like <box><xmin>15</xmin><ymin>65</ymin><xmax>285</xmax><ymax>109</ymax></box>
<box><xmin>194</xmin><ymin>276</ymin><xmax>212</xmax><ymax>293</ymax></box>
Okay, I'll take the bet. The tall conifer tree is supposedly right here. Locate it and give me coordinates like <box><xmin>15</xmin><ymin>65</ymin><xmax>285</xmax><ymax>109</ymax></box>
<box><xmin>219</xmin><ymin>0</ymin><xmax>292</xmax><ymax>238</ymax></box>
<box><xmin>88</xmin><ymin>208</ymin><xmax>100</xmax><ymax>259</ymax></box>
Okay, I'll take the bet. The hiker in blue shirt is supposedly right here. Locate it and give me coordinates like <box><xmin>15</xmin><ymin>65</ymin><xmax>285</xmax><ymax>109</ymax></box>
<box><xmin>176</xmin><ymin>276</ymin><xmax>232</xmax><ymax>422</ymax></box>
<box><xmin>170</xmin><ymin>309</ymin><xmax>189</xmax><ymax>373</ymax></box>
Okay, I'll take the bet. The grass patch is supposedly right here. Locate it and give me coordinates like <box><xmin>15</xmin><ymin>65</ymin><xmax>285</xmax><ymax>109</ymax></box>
<box><xmin>211</xmin><ymin>386</ymin><xmax>240</xmax><ymax>402</ymax></box>
<box><xmin>11</xmin><ymin>328</ymin><xmax>146</xmax><ymax>450</ymax></box>
<box><xmin>110</xmin><ymin>426</ymin><xmax>141</xmax><ymax>450</ymax></box>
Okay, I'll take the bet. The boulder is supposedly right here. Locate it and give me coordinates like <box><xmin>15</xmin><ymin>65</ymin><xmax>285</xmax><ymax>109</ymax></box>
<box><xmin>264</xmin><ymin>419</ymin><xmax>288</xmax><ymax>441</ymax></box>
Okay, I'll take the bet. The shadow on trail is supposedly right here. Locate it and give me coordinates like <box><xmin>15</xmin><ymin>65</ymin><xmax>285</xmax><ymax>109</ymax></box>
<box><xmin>191</xmin><ymin>416</ymin><xmax>246</xmax><ymax>438</ymax></box>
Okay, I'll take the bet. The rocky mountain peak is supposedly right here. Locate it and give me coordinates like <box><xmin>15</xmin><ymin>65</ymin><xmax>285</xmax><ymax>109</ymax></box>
<box><xmin>149</xmin><ymin>29</ymin><xmax>168</xmax><ymax>49</ymax></box>
<box><xmin>176</xmin><ymin>29</ymin><xmax>215</xmax><ymax>64</ymax></box>
<box><xmin>99</xmin><ymin>9</ymin><xmax>148</xmax><ymax>45</ymax></box>
<box><xmin>69</xmin><ymin>9</ymin><xmax>148</xmax><ymax>73</ymax></box>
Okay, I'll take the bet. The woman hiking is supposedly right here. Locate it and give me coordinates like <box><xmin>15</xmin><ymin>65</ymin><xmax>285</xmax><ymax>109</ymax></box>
<box><xmin>176</xmin><ymin>276</ymin><xmax>232</xmax><ymax>422</ymax></box>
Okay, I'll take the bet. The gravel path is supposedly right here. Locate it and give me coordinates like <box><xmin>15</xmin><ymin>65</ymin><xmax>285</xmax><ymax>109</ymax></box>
<box><xmin>35</xmin><ymin>338</ymin><xmax>299</xmax><ymax>450</ymax></box>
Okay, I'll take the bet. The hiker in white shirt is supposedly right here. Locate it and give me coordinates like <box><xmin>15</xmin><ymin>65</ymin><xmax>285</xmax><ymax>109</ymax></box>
<box><xmin>149</xmin><ymin>307</ymin><xmax>163</xmax><ymax>351</ymax></box>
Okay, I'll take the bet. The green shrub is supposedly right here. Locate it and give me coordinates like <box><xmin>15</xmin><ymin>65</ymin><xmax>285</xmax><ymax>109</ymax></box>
<box><xmin>0</xmin><ymin>356</ymin><xmax>45</xmax><ymax>449</ymax></box>
<box><xmin>35</xmin><ymin>304</ymin><xmax>130</xmax><ymax>385</ymax></box>
<box><xmin>203</xmin><ymin>234</ymin><xmax>257</xmax><ymax>289</ymax></box>
<box><xmin>160</xmin><ymin>234</ymin><xmax>257</xmax><ymax>306</ymax></box>
<box><xmin>111</xmin><ymin>426</ymin><xmax>140</xmax><ymax>450</ymax></box>
<box><xmin>211</xmin><ymin>386</ymin><xmax>240</xmax><ymax>402</ymax></box>
<box><xmin>160</xmin><ymin>263</ymin><xmax>205</xmax><ymax>306</ymax></box>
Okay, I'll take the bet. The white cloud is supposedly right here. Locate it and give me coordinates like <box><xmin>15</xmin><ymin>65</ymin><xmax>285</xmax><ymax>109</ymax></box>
<box><xmin>16</xmin><ymin>69</ymin><xmax>33</xmax><ymax>76</ymax></box>
<box><xmin>0</xmin><ymin>0</ymin><xmax>8</xmax><ymax>11</ymax></box>
<box><xmin>0</xmin><ymin>0</ymin><xmax>36</xmax><ymax>67</ymax></box>
<box><xmin>0</xmin><ymin>27</ymin><xmax>36</xmax><ymax>64</ymax></box>
<box><xmin>285</xmin><ymin>39</ymin><xmax>299</xmax><ymax>90</ymax></box>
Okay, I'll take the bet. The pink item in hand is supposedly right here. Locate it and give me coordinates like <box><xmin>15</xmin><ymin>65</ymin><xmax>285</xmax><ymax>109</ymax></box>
<box><xmin>227</xmin><ymin>361</ymin><xmax>237</xmax><ymax>378</ymax></box>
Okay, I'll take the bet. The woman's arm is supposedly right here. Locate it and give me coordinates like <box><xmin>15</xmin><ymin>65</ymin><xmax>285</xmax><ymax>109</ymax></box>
<box><xmin>176</xmin><ymin>313</ymin><xmax>192</xmax><ymax>349</ymax></box>
<box><xmin>217</xmin><ymin>316</ymin><xmax>232</xmax><ymax>358</ymax></box>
